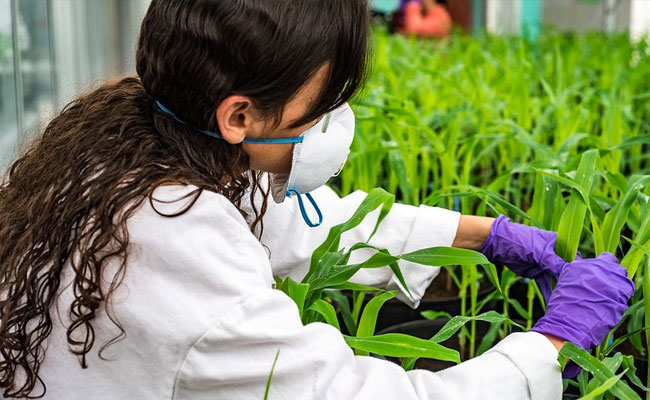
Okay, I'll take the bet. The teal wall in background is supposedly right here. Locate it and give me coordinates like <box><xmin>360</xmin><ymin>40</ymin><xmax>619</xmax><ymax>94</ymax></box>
<box><xmin>472</xmin><ymin>0</ymin><xmax>485</xmax><ymax>34</ymax></box>
<box><xmin>521</xmin><ymin>0</ymin><xmax>542</xmax><ymax>40</ymax></box>
<box><xmin>370</xmin><ymin>0</ymin><xmax>400</xmax><ymax>14</ymax></box>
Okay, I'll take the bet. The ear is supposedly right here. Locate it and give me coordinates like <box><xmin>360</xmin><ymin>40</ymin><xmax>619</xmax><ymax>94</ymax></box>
<box><xmin>216</xmin><ymin>95</ymin><xmax>256</xmax><ymax>144</ymax></box>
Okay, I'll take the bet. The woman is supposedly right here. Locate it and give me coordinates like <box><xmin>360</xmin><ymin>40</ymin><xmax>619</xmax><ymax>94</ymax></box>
<box><xmin>0</xmin><ymin>1</ymin><xmax>633</xmax><ymax>399</ymax></box>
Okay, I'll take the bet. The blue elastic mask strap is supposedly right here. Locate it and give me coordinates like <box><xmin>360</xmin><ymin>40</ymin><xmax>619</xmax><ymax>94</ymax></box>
<box><xmin>155</xmin><ymin>101</ymin><xmax>303</xmax><ymax>144</ymax></box>
<box><xmin>286</xmin><ymin>189</ymin><xmax>323</xmax><ymax>228</ymax></box>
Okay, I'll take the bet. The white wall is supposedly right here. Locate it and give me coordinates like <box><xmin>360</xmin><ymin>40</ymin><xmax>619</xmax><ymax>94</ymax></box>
<box><xmin>486</xmin><ymin>0</ymin><xmax>522</xmax><ymax>35</ymax></box>
<box><xmin>1</xmin><ymin>0</ymin><xmax>151</xmax><ymax>171</ymax></box>
<box><xmin>542</xmin><ymin>0</ymin><xmax>631</xmax><ymax>33</ymax></box>
<box><xmin>51</xmin><ymin>0</ymin><xmax>151</xmax><ymax>110</ymax></box>
<box><xmin>630</xmin><ymin>0</ymin><xmax>650</xmax><ymax>40</ymax></box>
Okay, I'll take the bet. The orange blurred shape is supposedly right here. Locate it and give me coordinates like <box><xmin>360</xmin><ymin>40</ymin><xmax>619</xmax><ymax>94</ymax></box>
<box><xmin>401</xmin><ymin>2</ymin><xmax>452</xmax><ymax>37</ymax></box>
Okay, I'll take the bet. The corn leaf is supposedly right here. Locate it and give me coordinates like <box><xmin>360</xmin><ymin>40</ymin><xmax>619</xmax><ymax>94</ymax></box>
<box><xmin>601</xmin><ymin>186</ymin><xmax>641</xmax><ymax>254</ymax></box>
<box><xmin>343</xmin><ymin>334</ymin><xmax>460</xmax><ymax>363</ymax></box>
<box><xmin>285</xmin><ymin>278</ymin><xmax>310</xmax><ymax>317</ymax></box>
<box><xmin>399</xmin><ymin>247</ymin><xmax>489</xmax><ymax>266</ymax></box>
<box><xmin>560</xmin><ymin>342</ymin><xmax>641</xmax><ymax>400</ymax></box>
<box><xmin>357</xmin><ymin>291</ymin><xmax>397</xmax><ymax>338</ymax></box>
<box><xmin>355</xmin><ymin>291</ymin><xmax>397</xmax><ymax>356</ymax></box>
<box><xmin>429</xmin><ymin>311</ymin><xmax>523</xmax><ymax>343</ymax></box>
<box><xmin>327</xmin><ymin>291</ymin><xmax>356</xmax><ymax>335</ymax></box>
<box><xmin>328</xmin><ymin>282</ymin><xmax>382</xmax><ymax>292</ymax></box>
<box><xmin>351</xmin><ymin>291</ymin><xmax>366</xmax><ymax>326</ymax></box>
<box><xmin>308</xmin><ymin>299</ymin><xmax>340</xmax><ymax>331</ymax></box>
<box><xmin>621</xmin><ymin>237</ymin><xmax>650</xmax><ymax>279</ymax></box>
<box><xmin>401</xmin><ymin>312</ymin><xmax>521</xmax><ymax>370</ymax></box>
<box><xmin>476</xmin><ymin>321</ymin><xmax>505</xmax><ymax>356</ymax></box>
<box><xmin>306</xmin><ymin>188</ymin><xmax>395</xmax><ymax>281</ymax></box>
<box><xmin>556</xmin><ymin>149</ymin><xmax>598</xmax><ymax>261</ymax></box>
<box><xmin>421</xmin><ymin>311</ymin><xmax>453</xmax><ymax>321</ymax></box>
<box><xmin>578</xmin><ymin>370</ymin><xmax>627</xmax><ymax>400</ymax></box>
<box><xmin>263</xmin><ymin>350</ymin><xmax>281</xmax><ymax>400</ymax></box>
<box><xmin>621</xmin><ymin>355</ymin><xmax>650</xmax><ymax>392</ymax></box>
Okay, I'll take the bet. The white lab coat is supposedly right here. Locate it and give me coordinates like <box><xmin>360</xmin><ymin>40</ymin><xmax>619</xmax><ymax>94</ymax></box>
<box><xmin>35</xmin><ymin>184</ymin><xmax>562</xmax><ymax>399</ymax></box>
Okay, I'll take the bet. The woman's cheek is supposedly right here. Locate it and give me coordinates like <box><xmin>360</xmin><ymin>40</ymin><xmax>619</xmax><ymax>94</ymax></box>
<box><xmin>243</xmin><ymin>142</ymin><xmax>295</xmax><ymax>174</ymax></box>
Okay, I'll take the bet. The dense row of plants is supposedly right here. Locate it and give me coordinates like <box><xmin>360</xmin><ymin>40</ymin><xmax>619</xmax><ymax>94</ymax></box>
<box><xmin>296</xmin><ymin>30</ymin><xmax>650</xmax><ymax>399</ymax></box>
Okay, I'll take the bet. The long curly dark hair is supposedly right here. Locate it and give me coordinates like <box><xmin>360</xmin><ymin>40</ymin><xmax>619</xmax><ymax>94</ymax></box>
<box><xmin>0</xmin><ymin>0</ymin><xmax>369</xmax><ymax>397</ymax></box>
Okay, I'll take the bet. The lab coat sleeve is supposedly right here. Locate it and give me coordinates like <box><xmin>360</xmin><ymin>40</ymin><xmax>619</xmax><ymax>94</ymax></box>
<box><xmin>172</xmin><ymin>288</ymin><xmax>562</xmax><ymax>400</ymax></box>
<box><xmin>257</xmin><ymin>184</ymin><xmax>461</xmax><ymax>307</ymax></box>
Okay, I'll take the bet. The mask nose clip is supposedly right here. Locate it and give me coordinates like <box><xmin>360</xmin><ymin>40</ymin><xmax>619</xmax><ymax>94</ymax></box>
<box><xmin>321</xmin><ymin>113</ymin><xmax>333</xmax><ymax>133</ymax></box>
<box><xmin>286</xmin><ymin>188</ymin><xmax>323</xmax><ymax>228</ymax></box>
<box><xmin>332</xmin><ymin>162</ymin><xmax>345</xmax><ymax>177</ymax></box>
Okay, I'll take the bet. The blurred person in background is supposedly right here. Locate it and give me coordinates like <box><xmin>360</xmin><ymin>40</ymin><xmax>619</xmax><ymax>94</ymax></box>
<box><xmin>399</xmin><ymin>0</ymin><xmax>452</xmax><ymax>37</ymax></box>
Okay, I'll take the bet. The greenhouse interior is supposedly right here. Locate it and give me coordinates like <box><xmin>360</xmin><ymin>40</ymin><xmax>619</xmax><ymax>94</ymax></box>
<box><xmin>1</xmin><ymin>0</ymin><xmax>650</xmax><ymax>399</ymax></box>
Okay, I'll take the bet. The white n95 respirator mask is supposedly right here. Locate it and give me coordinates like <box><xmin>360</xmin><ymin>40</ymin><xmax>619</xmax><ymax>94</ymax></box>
<box><xmin>269</xmin><ymin>103</ymin><xmax>356</xmax><ymax>227</ymax></box>
<box><xmin>154</xmin><ymin>100</ymin><xmax>355</xmax><ymax>228</ymax></box>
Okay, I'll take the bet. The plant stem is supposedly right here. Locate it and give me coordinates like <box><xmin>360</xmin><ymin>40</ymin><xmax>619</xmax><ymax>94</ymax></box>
<box><xmin>643</xmin><ymin>256</ymin><xmax>650</xmax><ymax>400</ymax></box>
<box><xmin>470</xmin><ymin>265</ymin><xmax>478</xmax><ymax>359</ymax></box>
<box><xmin>459</xmin><ymin>267</ymin><xmax>469</xmax><ymax>360</ymax></box>
<box><xmin>526</xmin><ymin>280</ymin><xmax>535</xmax><ymax>330</ymax></box>
<box><xmin>352</xmin><ymin>291</ymin><xmax>366</xmax><ymax>325</ymax></box>
<box><xmin>459</xmin><ymin>287</ymin><xmax>467</xmax><ymax>359</ymax></box>
<box><xmin>503</xmin><ymin>285</ymin><xmax>511</xmax><ymax>336</ymax></box>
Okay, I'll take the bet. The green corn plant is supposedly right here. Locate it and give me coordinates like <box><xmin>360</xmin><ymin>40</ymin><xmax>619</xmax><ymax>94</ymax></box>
<box><xmin>344</xmin><ymin>30</ymin><xmax>650</xmax><ymax>209</ymax></box>
<box><xmin>561</xmin><ymin>343</ymin><xmax>644</xmax><ymax>400</ymax></box>
<box><xmin>274</xmin><ymin>188</ymin><xmax>499</xmax><ymax>365</ymax></box>
<box><xmin>334</xmin><ymin>28</ymin><xmax>650</xmax><ymax>397</ymax></box>
<box><xmin>402</xmin><ymin>310</ymin><xmax>522</xmax><ymax>371</ymax></box>
<box><xmin>554</xmin><ymin>149</ymin><xmax>598</xmax><ymax>262</ymax></box>
<box><xmin>643</xmin><ymin>257</ymin><xmax>650</xmax><ymax>400</ymax></box>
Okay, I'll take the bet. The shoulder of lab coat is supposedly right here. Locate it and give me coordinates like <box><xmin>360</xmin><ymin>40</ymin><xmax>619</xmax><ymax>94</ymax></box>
<box><xmin>250</xmin><ymin>182</ymin><xmax>462</xmax><ymax>307</ymax></box>
<box><xmin>39</xmin><ymin>185</ymin><xmax>275</xmax><ymax>398</ymax></box>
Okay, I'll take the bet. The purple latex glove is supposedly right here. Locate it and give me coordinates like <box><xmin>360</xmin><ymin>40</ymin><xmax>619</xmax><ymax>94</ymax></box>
<box><xmin>480</xmin><ymin>215</ymin><xmax>568</xmax><ymax>300</ymax></box>
<box><xmin>531</xmin><ymin>253</ymin><xmax>635</xmax><ymax>378</ymax></box>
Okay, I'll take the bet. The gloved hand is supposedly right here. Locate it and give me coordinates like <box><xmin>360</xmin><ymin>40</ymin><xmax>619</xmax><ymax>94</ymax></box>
<box><xmin>480</xmin><ymin>215</ymin><xmax>567</xmax><ymax>300</ymax></box>
<box><xmin>531</xmin><ymin>253</ymin><xmax>635</xmax><ymax>378</ymax></box>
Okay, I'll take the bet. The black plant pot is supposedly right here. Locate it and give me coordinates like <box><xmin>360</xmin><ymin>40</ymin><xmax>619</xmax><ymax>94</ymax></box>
<box><xmin>377</xmin><ymin>317</ymin><xmax>523</xmax><ymax>372</ymax></box>
<box><xmin>373</xmin><ymin>300</ymin><xmax>421</xmax><ymax>332</ymax></box>
<box><xmin>378</xmin><ymin>318</ymin><xmax>458</xmax><ymax>339</ymax></box>
<box><xmin>372</xmin><ymin>269</ymin><xmax>496</xmax><ymax>332</ymax></box>
<box><xmin>374</xmin><ymin>288</ymin><xmax>496</xmax><ymax>332</ymax></box>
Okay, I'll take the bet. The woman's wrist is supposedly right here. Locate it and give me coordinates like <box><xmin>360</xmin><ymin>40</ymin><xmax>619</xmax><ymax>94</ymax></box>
<box><xmin>451</xmin><ymin>215</ymin><xmax>495</xmax><ymax>251</ymax></box>
<box><xmin>541</xmin><ymin>333</ymin><xmax>566</xmax><ymax>352</ymax></box>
